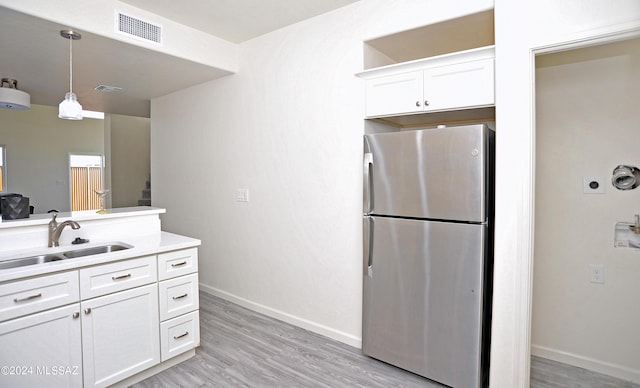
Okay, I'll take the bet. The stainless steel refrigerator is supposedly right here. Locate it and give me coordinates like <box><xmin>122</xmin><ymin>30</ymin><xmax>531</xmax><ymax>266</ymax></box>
<box><xmin>362</xmin><ymin>124</ymin><xmax>494</xmax><ymax>388</ymax></box>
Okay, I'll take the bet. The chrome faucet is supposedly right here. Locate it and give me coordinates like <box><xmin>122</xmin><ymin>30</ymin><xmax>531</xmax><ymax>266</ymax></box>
<box><xmin>48</xmin><ymin>213</ymin><xmax>81</xmax><ymax>247</ymax></box>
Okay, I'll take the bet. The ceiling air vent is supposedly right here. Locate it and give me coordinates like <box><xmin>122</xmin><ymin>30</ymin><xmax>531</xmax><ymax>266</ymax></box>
<box><xmin>95</xmin><ymin>84</ymin><xmax>122</xmax><ymax>92</ymax></box>
<box><xmin>117</xmin><ymin>12</ymin><xmax>162</xmax><ymax>45</ymax></box>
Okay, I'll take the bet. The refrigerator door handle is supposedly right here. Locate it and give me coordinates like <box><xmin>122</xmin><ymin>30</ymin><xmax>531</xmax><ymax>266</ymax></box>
<box><xmin>363</xmin><ymin>152</ymin><xmax>373</xmax><ymax>214</ymax></box>
<box><xmin>363</xmin><ymin>216</ymin><xmax>374</xmax><ymax>277</ymax></box>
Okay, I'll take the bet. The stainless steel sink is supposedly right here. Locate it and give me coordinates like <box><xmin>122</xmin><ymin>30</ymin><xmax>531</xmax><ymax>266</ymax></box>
<box><xmin>62</xmin><ymin>244</ymin><xmax>131</xmax><ymax>258</ymax></box>
<box><xmin>0</xmin><ymin>254</ymin><xmax>65</xmax><ymax>270</ymax></box>
<box><xmin>0</xmin><ymin>243</ymin><xmax>133</xmax><ymax>270</ymax></box>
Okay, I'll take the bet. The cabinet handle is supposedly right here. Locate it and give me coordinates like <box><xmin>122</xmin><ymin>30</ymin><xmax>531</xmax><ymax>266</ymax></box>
<box><xmin>172</xmin><ymin>293</ymin><xmax>188</xmax><ymax>300</ymax></box>
<box><xmin>13</xmin><ymin>293</ymin><xmax>42</xmax><ymax>303</ymax></box>
<box><xmin>112</xmin><ymin>273</ymin><xmax>132</xmax><ymax>280</ymax></box>
<box><xmin>415</xmin><ymin>101</ymin><xmax>421</xmax><ymax>107</ymax></box>
<box><xmin>84</xmin><ymin>308</ymin><xmax>91</xmax><ymax>315</ymax></box>
<box><xmin>171</xmin><ymin>261</ymin><xmax>187</xmax><ymax>267</ymax></box>
<box><xmin>73</xmin><ymin>312</ymin><xmax>80</xmax><ymax>319</ymax></box>
<box><xmin>424</xmin><ymin>100</ymin><xmax>430</xmax><ymax>106</ymax></box>
<box><xmin>173</xmin><ymin>331</ymin><xmax>189</xmax><ymax>340</ymax></box>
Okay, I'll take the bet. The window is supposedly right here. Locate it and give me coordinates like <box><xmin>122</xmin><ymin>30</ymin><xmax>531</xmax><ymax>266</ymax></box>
<box><xmin>70</xmin><ymin>154</ymin><xmax>104</xmax><ymax>211</ymax></box>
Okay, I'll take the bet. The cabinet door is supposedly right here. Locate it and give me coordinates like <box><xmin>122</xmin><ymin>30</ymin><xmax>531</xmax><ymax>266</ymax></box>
<box><xmin>423</xmin><ymin>57</ymin><xmax>494</xmax><ymax>112</ymax></box>
<box><xmin>0</xmin><ymin>304</ymin><xmax>82</xmax><ymax>388</ymax></box>
<box><xmin>81</xmin><ymin>284</ymin><xmax>159</xmax><ymax>388</ymax></box>
<box><xmin>365</xmin><ymin>71</ymin><xmax>423</xmax><ymax>117</ymax></box>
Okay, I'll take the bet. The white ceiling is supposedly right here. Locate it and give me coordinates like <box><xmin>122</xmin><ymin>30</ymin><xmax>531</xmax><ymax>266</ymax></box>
<box><xmin>0</xmin><ymin>1</ymin><xmax>359</xmax><ymax>117</ymax></box>
<box><xmin>120</xmin><ymin>0</ymin><xmax>359</xmax><ymax>43</ymax></box>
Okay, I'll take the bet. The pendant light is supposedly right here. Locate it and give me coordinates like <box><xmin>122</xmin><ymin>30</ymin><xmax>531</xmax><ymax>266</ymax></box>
<box><xmin>0</xmin><ymin>78</ymin><xmax>30</xmax><ymax>110</ymax></box>
<box><xmin>58</xmin><ymin>29</ymin><xmax>83</xmax><ymax>120</ymax></box>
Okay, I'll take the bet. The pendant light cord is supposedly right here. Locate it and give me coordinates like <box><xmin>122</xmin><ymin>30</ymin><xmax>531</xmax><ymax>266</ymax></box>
<box><xmin>68</xmin><ymin>36</ymin><xmax>73</xmax><ymax>94</ymax></box>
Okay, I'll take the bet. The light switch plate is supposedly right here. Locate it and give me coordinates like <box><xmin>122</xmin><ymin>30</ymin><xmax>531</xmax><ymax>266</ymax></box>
<box><xmin>236</xmin><ymin>188</ymin><xmax>249</xmax><ymax>202</ymax></box>
<box><xmin>583</xmin><ymin>176</ymin><xmax>605</xmax><ymax>194</ymax></box>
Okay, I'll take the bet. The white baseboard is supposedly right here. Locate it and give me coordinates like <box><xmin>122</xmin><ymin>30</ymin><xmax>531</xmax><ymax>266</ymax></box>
<box><xmin>531</xmin><ymin>344</ymin><xmax>640</xmax><ymax>384</ymax></box>
<box><xmin>199</xmin><ymin>283</ymin><xmax>362</xmax><ymax>349</ymax></box>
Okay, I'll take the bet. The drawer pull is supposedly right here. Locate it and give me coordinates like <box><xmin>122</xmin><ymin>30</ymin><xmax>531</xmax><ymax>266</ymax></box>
<box><xmin>112</xmin><ymin>273</ymin><xmax>132</xmax><ymax>280</ymax></box>
<box><xmin>172</xmin><ymin>293</ymin><xmax>188</xmax><ymax>300</ymax></box>
<box><xmin>73</xmin><ymin>312</ymin><xmax>80</xmax><ymax>319</ymax></box>
<box><xmin>13</xmin><ymin>293</ymin><xmax>42</xmax><ymax>303</ymax></box>
<box><xmin>173</xmin><ymin>331</ymin><xmax>189</xmax><ymax>340</ymax></box>
<box><xmin>84</xmin><ymin>308</ymin><xmax>92</xmax><ymax>315</ymax></box>
<box><xmin>171</xmin><ymin>261</ymin><xmax>187</xmax><ymax>268</ymax></box>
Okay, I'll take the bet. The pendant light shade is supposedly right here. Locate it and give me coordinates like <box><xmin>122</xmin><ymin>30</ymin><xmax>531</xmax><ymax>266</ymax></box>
<box><xmin>58</xmin><ymin>29</ymin><xmax>83</xmax><ymax>120</ymax></box>
<box><xmin>0</xmin><ymin>78</ymin><xmax>30</xmax><ymax>110</ymax></box>
<box><xmin>59</xmin><ymin>92</ymin><xmax>82</xmax><ymax>120</ymax></box>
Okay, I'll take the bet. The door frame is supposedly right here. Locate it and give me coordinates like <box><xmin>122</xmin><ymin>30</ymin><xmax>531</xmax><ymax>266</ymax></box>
<box><xmin>490</xmin><ymin>16</ymin><xmax>640</xmax><ymax>388</ymax></box>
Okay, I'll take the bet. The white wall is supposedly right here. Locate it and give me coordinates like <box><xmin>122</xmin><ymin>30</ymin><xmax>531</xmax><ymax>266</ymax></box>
<box><xmin>492</xmin><ymin>0</ymin><xmax>640</xmax><ymax>386</ymax></box>
<box><xmin>152</xmin><ymin>0</ymin><xmax>493</xmax><ymax>347</ymax></box>
<box><xmin>0</xmin><ymin>104</ymin><xmax>103</xmax><ymax>213</ymax></box>
<box><xmin>533</xmin><ymin>39</ymin><xmax>640</xmax><ymax>381</ymax></box>
<box><xmin>109</xmin><ymin>114</ymin><xmax>150</xmax><ymax>207</ymax></box>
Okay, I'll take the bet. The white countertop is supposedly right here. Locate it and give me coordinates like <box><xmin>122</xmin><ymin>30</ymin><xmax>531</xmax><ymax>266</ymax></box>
<box><xmin>0</xmin><ymin>206</ymin><xmax>166</xmax><ymax>229</ymax></box>
<box><xmin>0</xmin><ymin>231</ymin><xmax>201</xmax><ymax>283</ymax></box>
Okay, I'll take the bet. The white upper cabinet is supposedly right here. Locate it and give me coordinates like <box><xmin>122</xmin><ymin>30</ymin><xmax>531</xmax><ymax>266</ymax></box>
<box><xmin>359</xmin><ymin>46</ymin><xmax>495</xmax><ymax>119</ymax></box>
<box><xmin>422</xmin><ymin>57</ymin><xmax>494</xmax><ymax>112</ymax></box>
<box><xmin>366</xmin><ymin>70</ymin><xmax>424</xmax><ymax>117</ymax></box>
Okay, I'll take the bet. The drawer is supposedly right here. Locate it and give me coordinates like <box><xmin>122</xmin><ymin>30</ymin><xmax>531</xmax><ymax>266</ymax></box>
<box><xmin>159</xmin><ymin>273</ymin><xmax>199</xmax><ymax>321</ymax></box>
<box><xmin>157</xmin><ymin>248</ymin><xmax>198</xmax><ymax>281</ymax></box>
<box><xmin>160</xmin><ymin>310</ymin><xmax>200</xmax><ymax>362</ymax></box>
<box><xmin>0</xmin><ymin>271</ymin><xmax>79</xmax><ymax>322</ymax></box>
<box><xmin>80</xmin><ymin>256</ymin><xmax>157</xmax><ymax>299</ymax></box>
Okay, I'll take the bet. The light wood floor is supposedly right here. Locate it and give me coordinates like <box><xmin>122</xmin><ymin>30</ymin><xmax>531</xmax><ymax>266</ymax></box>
<box><xmin>134</xmin><ymin>292</ymin><xmax>639</xmax><ymax>387</ymax></box>
<box><xmin>530</xmin><ymin>356</ymin><xmax>640</xmax><ymax>388</ymax></box>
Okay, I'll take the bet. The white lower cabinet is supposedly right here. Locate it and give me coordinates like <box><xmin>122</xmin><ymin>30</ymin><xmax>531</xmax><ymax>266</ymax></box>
<box><xmin>79</xmin><ymin>255</ymin><xmax>157</xmax><ymax>299</ymax></box>
<box><xmin>81</xmin><ymin>284</ymin><xmax>160</xmax><ymax>387</ymax></box>
<box><xmin>158</xmin><ymin>260</ymin><xmax>200</xmax><ymax>362</ymax></box>
<box><xmin>160</xmin><ymin>310</ymin><xmax>200</xmax><ymax>361</ymax></box>
<box><xmin>0</xmin><ymin>247</ymin><xmax>199</xmax><ymax>387</ymax></box>
<box><xmin>0</xmin><ymin>270</ymin><xmax>79</xmax><ymax>322</ymax></box>
<box><xmin>0</xmin><ymin>303</ymin><xmax>83</xmax><ymax>388</ymax></box>
<box><xmin>158</xmin><ymin>273</ymin><xmax>199</xmax><ymax>321</ymax></box>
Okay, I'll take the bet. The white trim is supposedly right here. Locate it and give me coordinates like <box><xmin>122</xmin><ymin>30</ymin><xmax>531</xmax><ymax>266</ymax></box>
<box><xmin>532</xmin><ymin>20</ymin><xmax>640</xmax><ymax>55</ymax></box>
<box><xmin>355</xmin><ymin>45</ymin><xmax>495</xmax><ymax>79</ymax></box>
<box><xmin>531</xmin><ymin>345</ymin><xmax>640</xmax><ymax>384</ymax></box>
<box><xmin>199</xmin><ymin>283</ymin><xmax>362</xmax><ymax>348</ymax></box>
<box><xmin>489</xmin><ymin>27</ymin><xmax>537</xmax><ymax>387</ymax></box>
<box><xmin>110</xmin><ymin>349</ymin><xmax>195</xmax><ymax>388</ymax></box>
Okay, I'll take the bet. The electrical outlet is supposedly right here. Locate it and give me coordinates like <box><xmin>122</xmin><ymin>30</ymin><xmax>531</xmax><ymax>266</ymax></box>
<box><xmin>583</xmin><ymin>176</ymin><xmax>605</xmax><ymax>194</ymax></box>
<box><xmin>589</xmin><ymin>264</ymin><xmax>605</xmax><ymax>284</ymax></box>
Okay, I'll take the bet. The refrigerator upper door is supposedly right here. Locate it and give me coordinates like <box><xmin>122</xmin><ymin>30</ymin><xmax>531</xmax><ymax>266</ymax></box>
<box><xmin>362</xmin><ymin>216</ymin><xmax>486</xmax><ymax>388</ymax></box>
<box><xmin>364</xmin><ymin>124</ymin><xmax>490</xmax><ymax>222</ymax></box>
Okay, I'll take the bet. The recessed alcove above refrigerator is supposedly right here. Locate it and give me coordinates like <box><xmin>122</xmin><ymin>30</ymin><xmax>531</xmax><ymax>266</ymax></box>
<box><xmin>360</xmin><ymin>9</ymin><xmax>495</xmax><ymax>130</ymax></box>
<box><xmin>363</xmin><ymin>9</ymin><xmax>495</xmax><ymax>70</ymax></box>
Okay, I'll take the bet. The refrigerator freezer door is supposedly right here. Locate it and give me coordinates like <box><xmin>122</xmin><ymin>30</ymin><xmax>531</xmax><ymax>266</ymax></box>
<box><xmin>364</xmin><ymin>124</ymin><xmax>489</xmax><ymax>222</ymax></box>
<box><xmin>363</xmin><ymin>217</ymin><xmax>485</xmax><ymax>388</ymax></box>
